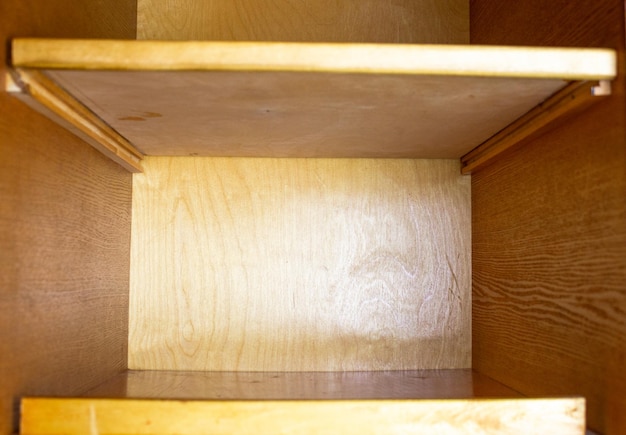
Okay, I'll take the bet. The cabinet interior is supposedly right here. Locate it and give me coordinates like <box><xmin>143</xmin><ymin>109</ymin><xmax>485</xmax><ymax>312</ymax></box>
<box><xmin>3</xmin><ymin>1</ymin><xmax>624</xmax><ymax>434</ymax></box>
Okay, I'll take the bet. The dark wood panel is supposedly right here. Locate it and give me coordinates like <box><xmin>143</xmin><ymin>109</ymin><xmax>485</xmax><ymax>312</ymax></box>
<box><xmin>471</xmin><ymin>1</ymin><xmax>626</xmax><ymax>433</ymax></box>
<box><xmin>0</xmin><ymin>1</ymin><xmax>136</xmax><ymax>434</ymax></box>
<box><xmin>0</xmin><ymin>0</ymin><xmax>136</xmax><ymax>41</ymax></box>
<box><xmin>470</xmin><ymin>0</ymin><xmax>623</xmax><ymax>48</ymax></box>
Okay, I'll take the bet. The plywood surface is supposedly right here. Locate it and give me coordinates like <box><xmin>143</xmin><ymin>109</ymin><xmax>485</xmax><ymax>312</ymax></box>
<box><xmin>20</xmin><ymin>396</ymin><xmax>586</xmax><ymax>435</ymax></box>
<box><xmin>472</xmin><ymin>97</ymin><xmax>626</xmax><ymax>434</ymax></box>
<box><xmin>470</xmin><ymin>1</ymin><xmax>626</xmax><ymax>433</ymax></box>
<box><xmin>0</xmin><ymin>1</ymin><xmax>135</xmax><ymax>434</ymax></box>
<box><xmin>472</xmin><ymin>99</ymin><xmax>626</xmax><ymax>434</ymax></box>
<box><xmin>137</xmin><ymin>0</ymin><xmax>469</xmax><ymax>44</ymax></box>
<box><xmin>471</xmin><ymin>0</ymin><xmax>623</xmax><ymax>48</ymax></box>
<box><xmin>83</xmin><ymin>370</ymin><xmax>522</xmax><ymax>400</ymax></box>
<box><xmin>0</xmin><ymin>96</ymin><xmax>133</xmax><ymax>434</ymax></box>
<box><xmin>10</xmin><ymin>39</ymin><xmax>616</xmax><ymax>158</ymax></box>
<box><xmin>43</xmin><ymin>69</ymin><xmax>570</xmax><ymax>158</ymax></box>
<box><xmin>129</xmin><ymin>157</ymin><xmax>471</xmax><ymax>371</ymax></box>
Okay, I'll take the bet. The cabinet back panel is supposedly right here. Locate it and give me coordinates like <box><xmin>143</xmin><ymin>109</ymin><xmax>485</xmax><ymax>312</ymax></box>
<box><xmin>137</xmin><ymin>0</ymin><xmax>468</xmax><ymax>44</ymax></box>
<box><xmin>129</xmin><ymin>158</ymin><xmax>471</xmax><ymax>371</ymax></box>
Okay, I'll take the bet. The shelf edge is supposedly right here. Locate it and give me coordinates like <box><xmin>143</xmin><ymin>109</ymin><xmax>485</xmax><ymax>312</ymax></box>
<box><xmin>6</xmin><ymin>69</ymin><xmax>144</xmax><ymax>173</ymax></box>
<box><xmin>11</xmin><ymin>39</ymin><xmax>617</xmax><ymax>81</ymax></box>
<box><xmin>21</xmin><ymin>396</ymin><xmax>585</xmax><ymax>435</ymax></box>
<box><xmin>460</xmin><ymin>80</ymin><xmax>611</xmax><ymax>174</ymax></box>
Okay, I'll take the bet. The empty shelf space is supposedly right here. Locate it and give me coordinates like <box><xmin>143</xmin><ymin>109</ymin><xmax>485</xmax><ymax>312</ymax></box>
<box><xmin>6</xmin><ymin>39</ymin><xmax>616</xmax><ymax>173</ymax></box>
<box><xmin>82</xmin><ymin>369</ymin><xmax>521</xmax><ymax>400</ymax></box>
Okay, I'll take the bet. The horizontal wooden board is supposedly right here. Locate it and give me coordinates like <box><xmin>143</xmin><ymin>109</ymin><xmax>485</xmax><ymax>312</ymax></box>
<box><xmin>83</xmin><ymin>370</ymin><xmax>522</xmax><ymax>400</ymax></box>
<box><xmin>41</xmin><ymin>69</ymin><xmax>571</xmax><ymax>158</ymax></box>
<box><xmin>20</xmin><ymin>397</ymin><xmax>586</xmax><ymax>435</ymax></box>
<box><xmin>11</xmin><ymin>40</ymin><xmax>616</xmax><ymax>79</ymax></box>
<box><xmin>129</xmin><ymin>158</ymin><xmax>471</xmax><ymax>371</ymax></box>
<box><xmin>137</xmin><ymin>0</ymin><xmax>469</xmax><ymax>44</ymax></box>
<box><xmin>9</xmin><ymin>40</ymin><xmax>616</xmax><ymax>159</ymax></box>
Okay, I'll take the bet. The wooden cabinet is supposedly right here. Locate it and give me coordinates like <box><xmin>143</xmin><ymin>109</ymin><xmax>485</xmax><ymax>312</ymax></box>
<box><xmin>1</xmin><ymin>1</ymin><xmax>624</xmax><ymax>434</ymax></box>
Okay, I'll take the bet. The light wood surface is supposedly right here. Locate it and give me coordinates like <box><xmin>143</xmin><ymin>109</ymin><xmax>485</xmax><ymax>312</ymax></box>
<box><xmin>9</xmin><ymin>40</ymin><xmax>616</xmax><ymax>159</ymax></box>
<box><xmin>137</xmin><ymin>0</ymin><xmax>469</xmax><ymax>43</ymax></box>
<box><xmin>83</xmin><ymin>370</ymin><xmax>522</xmax><ymax>400</ymax></box>
<box><xmin>0</xmin><ymin>1</ymin><xmax>135</xmax><ymax>434</ymax></box>
<box><xmin>20</xmin><ymin>396</ymin><xmax>586</xmax><ymax>435</ymax></box>
<box><xmin>12</xmin><ymin>39</ymin><xmax>616</xmax><ymax>79</ymax></box>
<box><xmin>470</xmin><ymin>1</ymin><xmax>626</xmax><ymax>433</ymax></box>
<box><xmin>129</xmin><ymin>157</ymin><xmax>471</xmax><ymax>371</ymax></box>
<box><xmin>43</xmin><ymin>69</ymin><xmax>569</xmax><ymax>159</ymax></box>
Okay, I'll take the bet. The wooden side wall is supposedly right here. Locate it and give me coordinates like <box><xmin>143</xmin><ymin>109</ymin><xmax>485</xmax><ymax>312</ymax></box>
<box><xmin>129</xmin><ymin>158</ymin><xmax>471</xmax><ymax>371</ymax></box>
<box><xmin>137</xmin><ymin>0</ymin><xmax>469</xmax><ymax>43</ymax></box>
<box><xmin>470</xmin><ymin>1</ymin><xmax>626</xmax><ymax>433</ymax></box>
<box><xmin>0</xmin><ymin>1</ymin><xmax>136</xmax><ymax>433</ymax></box>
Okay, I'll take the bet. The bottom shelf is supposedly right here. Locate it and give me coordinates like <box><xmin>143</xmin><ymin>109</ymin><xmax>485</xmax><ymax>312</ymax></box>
<box><xmin>21</xmin><ymin>370</ymin><xmax>586</xmax><ymax>435</ymax></box>
<box><xmin>82</xmin><ymin>369</ymin><xmax>521</xmax><ymax>400</ymax></box>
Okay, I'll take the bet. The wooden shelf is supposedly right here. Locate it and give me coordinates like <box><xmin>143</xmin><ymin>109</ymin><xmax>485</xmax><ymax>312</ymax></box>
<box><xmin>81</xmin><ymin>369</ymin><xmax>521</xmax><ymax>400</ymax></box>
<box><xmin>21</xmin><ymin>370</ymin><xmax>586</xmax><ymax>434</ymax></box>
<box><xmin>7</xmin><ymin>39</ymin><xmax>616</xmax><ymax>172</ymax></box>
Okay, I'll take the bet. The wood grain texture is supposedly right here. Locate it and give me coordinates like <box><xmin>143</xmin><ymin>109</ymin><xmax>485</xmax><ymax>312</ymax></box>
<box><xmin>470</xmin><ymin>0</ymin><xmax>623</xmax><ymax>48</ymax></box>
<box><xmin>10</xmin><ymin>39</ymin><xmax>615</xmax><ymax>159</ymax></box>
<box><xmin>83</xmin><ymin>370</ymin><xmax>522</xmax><ymax>400</ymax></box>
<box><xmin>129</xmin><ymin>158</ymin><xmax>471</xmax><ymax>371</ymax></box>
<box><xmin>42</xmin><ymin>69</ymin><xmax>569</xmax><ymax>159</ymax></box>
<box><xmin>21</xmin><ymin>397</ymin><xmax>585</xmax><ymax>435</ymax></box>
<box><xmin>470</xmin><ymin>1</ymin><xmax>626</xmax><ymax>433</ymax></box>
<box><xmin>0</xmin><ymin>94</ymin><xmax>133</xmax><ymax>432</ymax></box>
<box><xmin>11</xmin><ymin>39</ymin><xmax>616</xmax><ymax>79</ymax></box>
<box><xmin>137</xmin><ymin>0</ymin><xmax>469</xmax><ymax>44</ymax></box>
<box><xmin>0</xmin><ymin>0</ymin><xmax>135</xmax><ymax>434</ymax></box>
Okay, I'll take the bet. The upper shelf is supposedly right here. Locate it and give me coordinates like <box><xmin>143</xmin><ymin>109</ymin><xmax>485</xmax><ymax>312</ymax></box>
<box><xmin>7</xmin><ymin>39</ymin><xmax>616</xmax><ymax>173</ymax></box>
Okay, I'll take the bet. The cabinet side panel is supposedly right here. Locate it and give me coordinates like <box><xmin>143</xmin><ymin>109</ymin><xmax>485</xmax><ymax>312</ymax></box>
<box><xmin>470</xmin><ymin>1</ymin><xmax>626</xmax><ymax>433</ymax></box>
<box><xmin>137</xmin><ymin>0</ymin><xmax>469</xmax><ymax>44</ymax></box>
<box><xmin>129</xmin><ymin>158</ymin><xmax>471</xmax><ymax>371</ymax></box>
<box><xmin>0</xmin><ymin>1</ymin><xmax>136</xmax><ymax>434</ymax></box>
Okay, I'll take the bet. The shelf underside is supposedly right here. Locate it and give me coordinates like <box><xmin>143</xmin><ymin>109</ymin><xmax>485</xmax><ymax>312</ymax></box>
<box><xmin>7</xmin><ymin>39</ymin><xmax>616</xmax><ymax>172</ymax></box>
<box><xmin>22</xmin><ymin>370</ymin><xmax>585</xmax><ymax>434</ymax></box>
<box><xmin>44</xmin><ymin>70</ymin><xmax>568</xmax><ymax>158</ymax></box>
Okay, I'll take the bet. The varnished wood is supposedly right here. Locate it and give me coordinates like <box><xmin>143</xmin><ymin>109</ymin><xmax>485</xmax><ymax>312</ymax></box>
<box><xmin>7</xmin><ymin>69</ymin><xmax>143</xmax><ymax>172</ymax></box>
<box><xmin>20</xmin><ymin>397</ymin><xmax>585</xmax><ymax>435</ymax></box>
<box><xmin>137</xmin><ymin>0</ymin><xmax>468</xmax><ymax>44</ymax></box>
<box><xmin>129</xmin><ymin>158</ymin><xmax>471</xmax><ymax>371</ymax></box>
<box><xmin>470</xmin><ymin>0</ymin><xmax>623</xmax><ymax>48</ymax></box>
<box><xmin>470</xmin><ymin>1</ymin><xmax>626</xmax><ymax>433</ymax></box>
<box><xmin>8</xmin><ymin>40</ymin><xmax>615</xmax><ymax>160</ymax></box>
<box><xmin>8</xmin><ymin>39</ymin><xmax>615</xmax><ymax>160</ymax></box>
<box><xmin>82</xmin><ymin>370</ymin><xmax>522</xmax><ymax>400</ymax></box>
<box><xmin>0</xmin><ymin>0</ymin><xmax>135</xmax><ymax>434</ymax></box>
<box><xmin>461</xmin><ymin>80</ymin><xmax>611</xmax><ymax>174</ymax></box>
<box><xmin>12</xmin><ymin>39</ymin><xmax>616</xmax><ymax>79</ymax></box>
<box><xmin>45</xmin><ymin>70</ymin><xmax>570</xmax><ymax>159</ymax></box>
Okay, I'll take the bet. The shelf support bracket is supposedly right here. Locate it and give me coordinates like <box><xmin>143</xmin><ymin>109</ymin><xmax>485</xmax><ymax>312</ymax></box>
<box><xmin>5</xmin><ymin>68</ymin><xmax>144</xmax><ymax>173</ymax></box>
<box><xmin>460</xmin><ymin>80</ymin><xmax>612</xmax><ymax>174</ymax></box>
